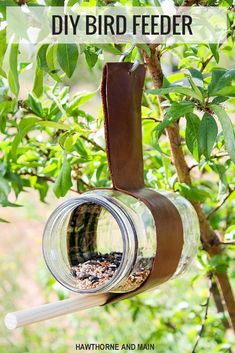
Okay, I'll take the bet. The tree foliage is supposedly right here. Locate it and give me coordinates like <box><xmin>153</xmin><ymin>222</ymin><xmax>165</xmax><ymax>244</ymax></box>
<box><xmin>0</xmin><ymin>0</ymin><xmax>235</xmax><ymax>351</ymax></box>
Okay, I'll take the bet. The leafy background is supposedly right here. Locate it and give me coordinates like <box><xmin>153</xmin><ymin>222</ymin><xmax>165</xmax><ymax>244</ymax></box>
<box><xmin>0</xmin><ymin>0</ymin><xmax>235</xmax><ymax>352</ymax></box>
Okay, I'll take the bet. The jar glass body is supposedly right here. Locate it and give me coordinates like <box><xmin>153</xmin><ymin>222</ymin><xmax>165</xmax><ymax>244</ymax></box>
<box><xmin>42</xmin><ymin>189</ymin><xmax>199</xmax><ymax>294</ymax></box>
<box><xmin>158</xmin><ymin>191</ymin><xmax>200</xmax><ymax>277</ymax></box>
<box><xmin>43</xmin><ymin>189</ymin><xmax>156</xmax><ymax>294</ymax></box>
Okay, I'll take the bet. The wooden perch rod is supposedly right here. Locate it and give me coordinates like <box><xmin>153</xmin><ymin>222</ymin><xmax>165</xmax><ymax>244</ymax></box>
<box><xmin>4</xmin><ymin>294</ymin><xmax>107</xmax><ymax>330</ymax></box>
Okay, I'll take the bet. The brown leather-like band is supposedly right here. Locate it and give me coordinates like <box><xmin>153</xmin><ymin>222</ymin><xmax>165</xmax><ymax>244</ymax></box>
<box><xmin>101</xmin><ymin>63</ymin><xmax>184</xmax><ymax>303</ymax></box>
<box><xmin>101</xmin><ymin>62</ymin><xmax>145</xmax><ymax>191</ymax></box>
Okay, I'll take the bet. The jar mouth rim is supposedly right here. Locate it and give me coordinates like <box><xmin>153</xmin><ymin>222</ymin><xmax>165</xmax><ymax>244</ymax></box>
<box><xmin>43</xmin><ymin>192</ymin><xmax>137</xmax><ymax>294</ymax></box>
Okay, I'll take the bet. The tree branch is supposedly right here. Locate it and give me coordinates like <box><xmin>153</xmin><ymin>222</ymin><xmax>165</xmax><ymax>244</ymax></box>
<box><xmin>191</xmin><ymin>274</ymin><xmax>213</xmax><ymax>353</ymax></box>
<box><xmin>19</xmin><ymin>172</ymin><xmax>80</xmax><ymax>194</ymax></box>
<box><xmin>219</xmin><ymin>240</ymin><xmax>235</xmax><ymax>245</ymax></box>
<box><xmin>207</xmin><ymin>189</ymin><xmax>235</xmax><ymax>220</ymax></box>
<box><xmin>211</xmin><ymin>279</ymin><xmax>230</xmax><ymax>329</ymax></box>
<box><xmin>142</xmin><ymin>117</ymin><xmax>162</xmax><ymax>123</ymax></box>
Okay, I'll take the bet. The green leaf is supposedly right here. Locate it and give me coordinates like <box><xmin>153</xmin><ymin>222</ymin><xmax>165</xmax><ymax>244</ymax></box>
<box><xmin>0</xmin><ymin>174</ymin><xmax>10</xmax><ymax>197</ymax></box>
<box><xmin>215</xmin><ymin>86</ymin><xmax>235</xmax><ymax>97</ymax></box>
<box><xmin>178</xmin><ymin>183</ymin><xmax>210</xmax><ymax>202</ymax></box>
<box><xmin>210</xmin><ymin>163</ymin><xmax>228</xmax><ymax>198</ymax></box>
<box><xmin>148</xmin><ymin>86</ymin><xmax>202</xmax><ymax>101</ymax></box>
<box><xmin>155</xmin><ymin>101</ymin><xmax>194</xmax><ymax>140</ymax></box>
<box><xmin>132</xmin><ymin>0</ymin><xmax>141</xmax><ymax>6</ymax></box>
<box><xmin>208</xmin><ymin>69</ymin><xmax>235</xmax><ymax>97</ymax></box>
<box><xmin>0</xmin><ymin>174</ymin><xmax>18</xmax><ymax>207</ymax></box>
<box><xmin>209</xmin><ymin>43</ymin><xmax>219</xmax><ymax>63</ymax></box>
<box><xmin>209</xmin><ymin>254</ymin><xmax>230</xmax><ymax>273</ymax></box>
<box><xmin>8</xmin><ymin>44</ymin><xmax>19</xmax><ymax>96</ymax></box>
<box><xmin>36</xmin><ymin>179</ymin><xmax>49</xmax><ymax>202</ymax></box>
<box><xmin>211</xmin><ymin>96</ymin><xmax>228</xmax><ymax>104</ymax></box>
<box><xmin>0</xmin><ymin>29</ymin><xmax>7</xmax><ymax>78</ymax></box>
<box><xmin>153</xmin><ymin>101</ymin><xmax>194</xmax><ymax>153</ymax></box>
<box><xmin>188</xmin><ymin>68</ymin><xmax>203</xmax><ymax>82</ymax></box>
<box><xmin>37</xmin><ymin>121</ymin><xmax>70</xmax><ymax>130</ymax></box>
<box><xmin>198</xmin><ymin>113</ymin><xmax>218</xmax><ymax>159</ymax></box>
<box><xmin>185</xmin><ymin>113</ymin><xmax>200</xmax><ymax>160</ymax></box>
<box><xmin>67</xmin><ymin>91</ymin><xmax>97</xmax><ymax>113</ymax></box>
<box><xmin>11</xmin><ymin>117</ymin><xmax>39</xmax><ymax>160</ymax></box>
<box><xmin>137</xmin><ymin>44</ymin><xmax>151</xmax><ymax>56</ymax></box>
<box><xmin>37</xmin><ymin>44</ymin><xmax>49</xmax><ymax>71</ymax></box>
<box><xmin>165</xmin><ymin>101</ymin><xmax>195</xmax><ymax>120</ymax></box>
<box><xmin>96</xmin><ymin>163</ymin><xmax>106</xmax><ymax>182</ymax></box>
<box><xmin>0</xmin><ymin>66</ymin><xmax>6</xmax><ymax>78</ymax></box>
<box><xmin>211</xmin><ymin>104</ymin><xmax>235</xmax><ymax>163</ymax></box>
<box><xmin>0</xmin><ymin>115</ymin><xmax>6</xmax><ymax>133</ymax></box>
<box><xmin>187</xmin><ymin>75</ymin><xmax>204</xmax><ymax>102</ymax></box>
<box><xmin>58</xmin><ymin>131</ymin><xmax>70</xmax><ymax>148</ymax></box>
<box><xmin>95</xmin><ymin>44</ymin><xmax>121</xmax><ymax>55</ymax></box>
<box><xmin>45</xmin><ymin>44</ymin><xmax>61</xmax><ymax>82</ymax></box>
<box><xmin>41</xmin><ymin>163</ymin><xmax>57</xmax><ymax>174</ymax></box>
<box><xmin>84</xmin><ymin>47</ymin><xmax>98</xmax><ymax>68</ymax></box>
<box><xmin>8</xmin><ymin>172</ymin><xmax>24</xmax><ymax>197</ymax></box>
<box><xmin>64</xmin><ymin>134</ymin><xmax>76</xmax><ymax>152</ymax></box>
<box><xmin>57</xmin><ymin>44</ymin><xmax>78</xmax><ymax>78</ymax></box>
<box><xmin>74</xmin><ymin>138</ymin><xmax>89</xmax><ymax>158</ymax></box>
<box><xmin>33</xmin><ymin>63</ymin><xmax>44</xmax><ymax>97</ymax></box>
<box><xmin>28</xmin><ymin>93</ymin><xmax>44</xmax><ymax>117</ymax></box>
<box><xmin>53</xmin><ymin>158</ymin><xmax>73</xmax><ymax>197</ymax></box>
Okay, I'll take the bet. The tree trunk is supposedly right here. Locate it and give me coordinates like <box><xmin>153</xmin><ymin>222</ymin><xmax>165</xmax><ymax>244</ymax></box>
<box><xmin>142</xmin><ymin>47</ymin><xmax>235</xmax><ymax>332</ymax></box>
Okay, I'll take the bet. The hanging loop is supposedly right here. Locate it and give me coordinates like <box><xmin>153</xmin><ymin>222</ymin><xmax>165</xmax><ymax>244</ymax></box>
<box><xmin>101</xmin><ymin>62</ymin><xmax>146</xmax><ymax>191</ymax></box>
<box><xmin>119</xmin><ymin>44</ymin><xmax>135</xmax><ymax>62</ymax></box>
<box><xmin>129</xmin><ymin>60</ymin><xmax>140</xmax><ymax>73</ymax></box>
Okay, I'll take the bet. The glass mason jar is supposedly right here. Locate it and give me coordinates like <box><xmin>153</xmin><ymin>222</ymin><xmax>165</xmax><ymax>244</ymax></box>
<box><xmin>43</xmin><ymin>189</ymin><xmax>199</xmax><ymax>294</ymax></box>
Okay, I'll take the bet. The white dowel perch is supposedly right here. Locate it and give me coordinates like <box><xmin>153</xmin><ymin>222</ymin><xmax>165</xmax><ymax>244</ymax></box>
<box><xmin>5</xmin><ymin>294</ymin><xmax>108</xmax><ymax>330</ymax></box>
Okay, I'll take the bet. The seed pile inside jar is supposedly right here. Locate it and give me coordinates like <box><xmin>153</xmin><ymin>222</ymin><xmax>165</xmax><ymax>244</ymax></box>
<box><xmin>70</xmin><ymin>251</ymin><xmax>153</xmax><ymax>291</ymax></box>
<box><xmin>115</xmin><ymin>257</ymin><xmax>153</xmax><ymax>292</ymax></box>
<box><xmin>70</xmin><ymin>252</ymin><xmax>122</xmax><ymax>289</ymax></box>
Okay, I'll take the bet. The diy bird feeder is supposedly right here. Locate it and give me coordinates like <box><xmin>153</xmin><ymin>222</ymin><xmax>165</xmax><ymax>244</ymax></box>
<box><xmin>5</xmin><ymin>62</ymin><xmax>200</xmax><ymax>329</ymax></box>
<box><xmin>43</xmin><ymin>62</ymin><xmax>199</xmax><ymax>301</ymax></box>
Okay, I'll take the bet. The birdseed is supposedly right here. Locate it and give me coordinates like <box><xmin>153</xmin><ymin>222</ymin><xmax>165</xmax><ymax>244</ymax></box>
<box><xmin>70</xmin><ymin>252</ymin><xmax>153</xmax><ymax>291</ymax></box>
<box><xmin>70</xmin><ymin>252</ymin><xmax>122</xmax><ymax>289</ymax></box>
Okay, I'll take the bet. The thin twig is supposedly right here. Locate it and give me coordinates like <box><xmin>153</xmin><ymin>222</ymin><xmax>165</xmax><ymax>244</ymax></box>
<box><xmin>200</xmin><ymin>25</ymin><xmax>235</xmax><ymax>72</ymax></box>
<box><xmin>188</xmin><ymin>152</ymin><xmax>229</xmax><ymax>172</ymax></box>
<box><xmin>80</xmin><ymin>135</ymin><xmax>105</xmax><ymax>152</ymax></box>
<box><xmin>142</xmin><ymin>117</ymin><xmax>161</xmax><ymax>123</ymax></box>
<box><xmin>189</xmin><ymin>164</ymin><xmax>198</xmax><ymax>171</ymax></box>
<box><xmin>19</xmin><ymin>172</ymin><xmax>54</xmax><ymax>183</ymax></box>
<box><xmin>191</xmin><ymin>273</ymin><xmax>213</xmax><ymax>353</ymax></box>
<box><xmin>207</xmin><ymin>189</ymin><xmax>235</xmax><ymax>220</ymax></box>
<box><xmin>78</xmin><ymin>178</ymin><xmax>91</xmax><ymax>189</ymax></box>
<box><xmin>19</xmin><ymin>172</ymin><xmax>80</xmax><ymax>194</ymax></box>
<box><xmin>219</xmin><ymin>241</ymin><xmax>235</xmax><ymax>245</ymax></box>
<box><xmin>211</xmin><ymin>153</ymin><xmax>229</xmax><ymax>160</ymax></box>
